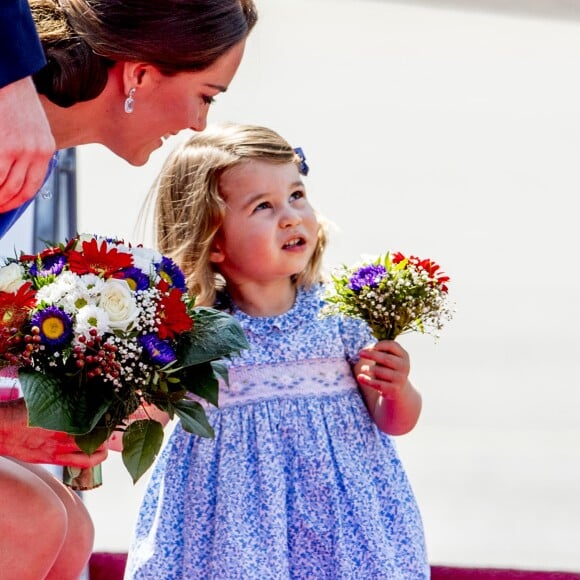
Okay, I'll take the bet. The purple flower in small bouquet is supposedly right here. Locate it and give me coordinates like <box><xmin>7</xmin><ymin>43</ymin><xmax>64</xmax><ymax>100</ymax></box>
<box><xmin>324</xmin><ymin>251</ymin><xmax>453</xmax><ymax>341</ymax></box>
<box><xmin>347</xmin><ymin>264</ymin><xmax>388</xmax><ymax>292</ymax></box>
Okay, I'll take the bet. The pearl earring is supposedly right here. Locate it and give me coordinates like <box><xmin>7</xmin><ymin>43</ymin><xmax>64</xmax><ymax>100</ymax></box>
<box><xmin>124</xmin><ymin>88</ymin><xmax>136</xmax><ymax>114</ymax></box>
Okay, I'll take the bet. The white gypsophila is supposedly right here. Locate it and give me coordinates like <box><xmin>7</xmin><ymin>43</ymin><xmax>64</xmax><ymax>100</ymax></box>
<box><xmin>99</xmin><ymin>278</ymin><xmax>138</xmax><ymax>331</ymax></box>
<box><xmin>134</xmin><ymin>287</ymin><xmax>162</xmax><ymax>333</ymax></box>
<box><xmin>0</xmin><ymin>262</ymin><xmax>26</xmax><ymax>292</ymax></box>
<box><xmin>75</xmin><ymin>304</ymin><xmax>111</xmax><ymax>338</ymax></box>
<box><xmin>112</xmin><ymin>334</ymin><xmax>146</xmax><ymax>386</ymax></box>
<box><xmin>35</xmin><ymin>271</ymin><xmax>79</xmax><ymax>305</ymax></box>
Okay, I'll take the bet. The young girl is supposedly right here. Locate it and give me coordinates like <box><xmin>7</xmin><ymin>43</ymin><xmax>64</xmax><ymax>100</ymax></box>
<box><xmin>124</xmin><ymin>124</ymin><xmax>429</xmax><ymax>579</ymax></box>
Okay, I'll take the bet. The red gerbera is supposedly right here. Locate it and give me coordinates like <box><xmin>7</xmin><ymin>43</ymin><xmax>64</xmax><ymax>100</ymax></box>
<box><xmin>0</xmin><ymin>282</ymin><xmax>37</xmax><ymax>329</ymax></box>
<box><xmin>392</xmin><ymin>252</ymin><xmax>450</xmax><ymax>293</ymax></box>
<box><xmin>67</xmin><ymin>239</ymin><xmax>133</xmax><ymax>277</ymax></box>
<box><xmin>19</xmin><ymin>245</ymin><xmax>66</xmax><ymax>264</ymax></box>
<box><xmin>156</xmin><ymin>288</ymin><xmax>193</xmax><ymax>340</ymax></box>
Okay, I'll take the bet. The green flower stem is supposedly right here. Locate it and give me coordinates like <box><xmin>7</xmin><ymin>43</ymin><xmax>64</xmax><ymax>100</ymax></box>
<box><xmin>62</xmin><ymin>464</ymin><xmax>103</xmax><ymax>491</ymax></box>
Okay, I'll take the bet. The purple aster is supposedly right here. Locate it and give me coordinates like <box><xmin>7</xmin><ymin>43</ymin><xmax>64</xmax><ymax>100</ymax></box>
<box><xmin>116</xmin><ymin>267</ymin><xmax>150</xmax><ymax>291</ymax></box>
<box><xmin>31</xmin><ymin>306</ymin><xmax>73</xmax><ymax>349</ymax></box>
<box><xmin>29</xmin><ymin>254</ymin><xmax>67</xmax><ymax>278</ymax></box>
<box><xmin>348</xmin><ymin>264</ymin><xmax>387</xmax><ymax>292</ymax></box>
<box><xmin>139</xmin><ymin>334</ymin><xmax>177</xmax><ymax>365</ymax></box>
<box><xmin>157</xmin><ymin>257</ymin><xmax>187</xmax><ymax>291</ymax></box>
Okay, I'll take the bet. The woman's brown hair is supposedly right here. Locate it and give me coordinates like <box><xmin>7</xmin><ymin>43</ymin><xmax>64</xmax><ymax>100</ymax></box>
<box><xmin>31</xmin><ymin>0</ymin><xmax>257</xmax><ymax>107</ymax></box>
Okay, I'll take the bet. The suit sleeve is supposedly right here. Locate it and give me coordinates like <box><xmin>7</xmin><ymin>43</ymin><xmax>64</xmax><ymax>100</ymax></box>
<box><xmin>0</xmin><ymin>0</ymin><xmax>46</xmax><ymax>88</ymax></box>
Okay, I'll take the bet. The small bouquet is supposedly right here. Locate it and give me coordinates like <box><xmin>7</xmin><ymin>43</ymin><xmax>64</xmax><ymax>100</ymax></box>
<box><xmin>0</xmin><ymin>234</ymin><xmax>248</xmax><ymax>489</ymax></box>
<box><xmin>324</xmin><ymin>251</ymin><xmax>453</xmax><ymax>341</ymax></box>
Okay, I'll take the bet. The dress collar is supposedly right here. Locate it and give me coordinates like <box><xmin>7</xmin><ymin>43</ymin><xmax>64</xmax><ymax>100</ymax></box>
<box><xmin>231</xmin><ymin>285</ymin><xmax>322</xmax><ymax>335</ymax></box>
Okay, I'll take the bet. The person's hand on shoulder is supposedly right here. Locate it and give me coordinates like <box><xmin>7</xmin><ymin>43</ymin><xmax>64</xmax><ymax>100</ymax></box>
<box><xmin>0</xmin><ymin>76</ymin><xmax>56</xmax><ymax>212</ymax></box>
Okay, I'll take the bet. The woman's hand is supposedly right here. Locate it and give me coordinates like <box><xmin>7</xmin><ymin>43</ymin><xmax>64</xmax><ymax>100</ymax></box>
<box><xmin>0</xmin><ymin>399</ymin><xmax>107</xmax><ymax>467</ymax></box>
<box><xmin>0</xmin><ymin>77</ymin><xmax>55</xmax><ymax>212</ymax></box>
<box><xmin>108</xmin><ymin>403</ymin><xmax>171</xmax><ymax>452</ymax></box>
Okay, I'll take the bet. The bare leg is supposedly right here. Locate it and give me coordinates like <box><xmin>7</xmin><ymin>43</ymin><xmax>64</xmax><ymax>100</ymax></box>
<box><xmin>0</xmin><ymin>457</ymin><xmax>67</xmax><ymax>580</ymax></box>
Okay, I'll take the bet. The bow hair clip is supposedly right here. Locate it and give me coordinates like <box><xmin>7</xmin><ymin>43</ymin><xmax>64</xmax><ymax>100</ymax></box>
<box><xmin>293</xmin><ymin>147</ymin><xmax>309</xmax><ymax>176</ymax></box>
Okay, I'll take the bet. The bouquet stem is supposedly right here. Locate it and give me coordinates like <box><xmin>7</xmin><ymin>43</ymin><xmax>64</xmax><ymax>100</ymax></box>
<box><xmin>62</xmin><ymin>464</ymin><xmax>103</xmax><ymax>491</ymax></box>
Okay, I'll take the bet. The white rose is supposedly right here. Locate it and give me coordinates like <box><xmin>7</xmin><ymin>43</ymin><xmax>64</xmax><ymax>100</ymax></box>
<box><xmin>0</xmin><ymin>263</ymin><xmax>26</xmax><ymax>293</ymax></box>
<box><xmin>98</xmin><ymin>279</ymin><xmax>138</xmax><ymax>331</ymax></box>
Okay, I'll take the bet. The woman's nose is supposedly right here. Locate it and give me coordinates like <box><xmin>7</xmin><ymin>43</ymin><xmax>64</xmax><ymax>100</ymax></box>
<box><xmin>189</xmin><ymin>109</ymin><xmax>209</xmax><ymax>132</ymax></box>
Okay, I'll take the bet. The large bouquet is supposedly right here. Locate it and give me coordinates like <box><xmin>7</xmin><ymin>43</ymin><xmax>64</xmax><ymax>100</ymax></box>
<box><xmin>324</xmin><ymin>251</ymin><xmax>453</xmax><ymax>341</ymax></box>
<box><xmin>0</xmin><ymin>234</ymin><xmax>248</xmax><ymax>489</ymax></box>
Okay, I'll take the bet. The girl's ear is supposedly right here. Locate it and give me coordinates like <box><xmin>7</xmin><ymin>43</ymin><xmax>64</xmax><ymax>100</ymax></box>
<box><xmin>209</xmin><ymin>241</ymin><xmax>225</xmax><ymax>264</ymax></box>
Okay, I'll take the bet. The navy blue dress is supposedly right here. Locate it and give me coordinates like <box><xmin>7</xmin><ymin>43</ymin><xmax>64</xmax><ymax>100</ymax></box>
<box><xmin>0</xmin><ymin>0</ymin><xmax>46</xmax><ymax>88</ymax></box>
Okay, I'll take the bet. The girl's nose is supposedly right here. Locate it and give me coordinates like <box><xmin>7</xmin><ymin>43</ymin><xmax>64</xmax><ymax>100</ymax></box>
<box><xmin>279</xmin><ymin>208</ymin><xmax>301</xmax><ymax>228</ymax></box>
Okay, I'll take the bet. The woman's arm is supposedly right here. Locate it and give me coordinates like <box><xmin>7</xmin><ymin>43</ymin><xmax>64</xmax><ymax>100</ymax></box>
<box><xmin>0</xmin><ymin>1</ymin><xmax>55</xmax><ymax>213</ymax></box>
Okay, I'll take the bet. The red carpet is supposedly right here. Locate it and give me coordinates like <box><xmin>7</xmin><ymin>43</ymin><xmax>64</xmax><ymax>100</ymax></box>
<box><xmin>89</xmin><ymin>553</ymin><xmax>580</xmax><ymax>580</ymax></box>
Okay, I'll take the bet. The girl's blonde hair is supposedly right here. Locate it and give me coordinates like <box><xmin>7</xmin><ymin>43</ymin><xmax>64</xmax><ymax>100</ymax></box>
<box><xmin>151</xmin><ymin>123</ymin><xmax>327</xmax><ymax>306</ymax></box>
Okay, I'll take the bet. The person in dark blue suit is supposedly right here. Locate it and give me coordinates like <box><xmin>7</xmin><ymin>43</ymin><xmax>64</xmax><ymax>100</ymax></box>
<box><xmin>0</xmin><ymin>1</ymin><xmax>257</xmax><ymax>578</ymax></box>
<box><xmin>0</xmin><ymin>0</ymin><xmax>56</xmax><ymax>216</ymax></box>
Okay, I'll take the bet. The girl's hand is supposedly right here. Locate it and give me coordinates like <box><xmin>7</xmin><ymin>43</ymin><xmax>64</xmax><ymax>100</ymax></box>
<box><xmin>355</xmin><ymin>340</ymin><xmax>410</xmax><ymax>400</ymax></box>
<box><xmin>355</xmin><ymin>340</ymin><xmax>422</xmax><ymax>435</ymax></box>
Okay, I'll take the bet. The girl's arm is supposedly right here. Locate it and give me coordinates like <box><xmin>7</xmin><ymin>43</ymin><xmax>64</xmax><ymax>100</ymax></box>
<box><xmin>354</xmin><ymin>340</ymin><xmax>422</xmax><ymax>435</ymax></box>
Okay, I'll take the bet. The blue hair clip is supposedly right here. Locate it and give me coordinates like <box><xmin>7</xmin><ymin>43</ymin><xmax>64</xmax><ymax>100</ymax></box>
<box><xmin>293</xmin><ymin>147</ymin><xmax>309</xmax><ymax>176</ymax></box>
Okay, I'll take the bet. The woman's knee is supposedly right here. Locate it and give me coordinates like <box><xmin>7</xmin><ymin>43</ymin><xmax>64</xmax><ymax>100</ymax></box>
<box><xmin>0</xmin><ymin>457</ymin><xmax>68</xmax><ymax>540</ymax></box>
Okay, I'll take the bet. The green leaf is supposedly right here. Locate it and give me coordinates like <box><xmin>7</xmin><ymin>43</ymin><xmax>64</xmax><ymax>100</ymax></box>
<box><xmin>75</xmin><ymin>426</ymin><xmax>110</xmax><ymax>455</ymax></box>
<box><xmin>177</xmin><ymin>307</ymin><xmax>248</xmax><ymax>368</ymax></box>
<box><xmin>181</xmin><ymin>361</ymin><xmax>219</xmax><ymax>407</ymax></box>
<box><xmin>173</xmin><ymin>399</ymin><xmax>214</xmax><ymax>439</ymax></box>
<box><xmin>19</xmin><ymin>369</ymin><xmax>112</xmax><ymax>435</ymax></box>
<box><xmin>121</xmin><ymin>420</ymin><xmax>164</xmax><ymax>484</ymax></box>
<box><xmin>211</xmin><ymin>360</ymin><xmax>229</xmax><ymax>386</ymax></box>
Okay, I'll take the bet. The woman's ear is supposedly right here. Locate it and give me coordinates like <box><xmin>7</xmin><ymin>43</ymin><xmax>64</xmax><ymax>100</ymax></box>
<box><xmin>121</xmin><ymin>62</ymin><xmax>156</xmax><ymax>95</ymax></box>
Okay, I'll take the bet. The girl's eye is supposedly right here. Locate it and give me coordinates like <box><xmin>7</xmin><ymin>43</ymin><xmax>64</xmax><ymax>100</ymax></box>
<box><xmin>253</xmin><ymin>201</ymin><xmax>272</xmax><ymax>212</ymax></box>
<box><xmin>202</xmin><ymin>95</ymin><xmax>216</xmax><ymax>105</ymax></box>
<box><xmin>290</xmin><ymin>190</ymin><xmax>304</xmax><ymax>201</ymax></box>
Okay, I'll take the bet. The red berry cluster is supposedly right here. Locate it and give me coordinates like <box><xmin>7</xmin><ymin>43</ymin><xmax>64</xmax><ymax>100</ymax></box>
<box><xmin>0</xmin><ymin>325</ymin><xmax>25</xmax><ymax>365</ymax></box>
<box><xmin>72</xmin><ymin>329</ymin><xmax>121</xmax><ymax>381</ymax></box>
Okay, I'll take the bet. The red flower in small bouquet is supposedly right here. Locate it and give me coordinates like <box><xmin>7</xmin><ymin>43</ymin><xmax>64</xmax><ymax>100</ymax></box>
<box><xmin>0</xmin><ymin>234</ymin><xmax>248</xmax><ymax>489</ymax></box>
<box><xmin>324</xmin><ymin>251</ymin><xmax>453</xmax><ymax>341</ymax></box>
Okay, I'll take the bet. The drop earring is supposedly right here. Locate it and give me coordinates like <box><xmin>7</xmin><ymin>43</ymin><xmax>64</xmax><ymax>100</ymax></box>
<box><xmin>124</xmin><ymin>88</ymin><xmax>136</xmax><ymax>114</ymax></box>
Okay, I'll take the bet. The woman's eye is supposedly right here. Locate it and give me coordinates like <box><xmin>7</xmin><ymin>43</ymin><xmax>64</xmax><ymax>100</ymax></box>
<box><xmin>202</xmin><ymin>95</ymin><xmax>216</xmax><ymax>105</ymax></box>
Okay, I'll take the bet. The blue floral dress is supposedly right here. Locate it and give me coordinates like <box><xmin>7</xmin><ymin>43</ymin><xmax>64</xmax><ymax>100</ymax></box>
<box><xmin>125</xmin><ymin>285</ymin><xmax>429</xmax><ymax>579</ymax></box>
